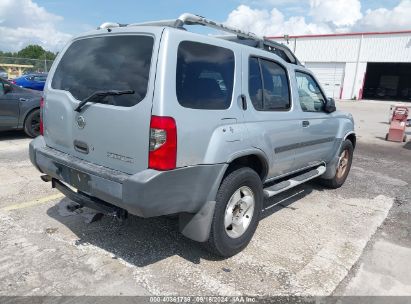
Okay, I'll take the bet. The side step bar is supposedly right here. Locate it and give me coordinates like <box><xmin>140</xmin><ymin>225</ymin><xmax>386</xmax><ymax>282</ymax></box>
<box><xmin>263</xmin><ymin>165</ymin><xmax>326</xmax><ymax>198</ymax></box>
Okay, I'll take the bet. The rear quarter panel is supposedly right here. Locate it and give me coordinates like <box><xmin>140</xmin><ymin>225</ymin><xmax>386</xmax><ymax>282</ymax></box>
<box><xmin>153</xmin><ymin>29</ymin><xmax>248</xmax><ymax>167</ymax></box>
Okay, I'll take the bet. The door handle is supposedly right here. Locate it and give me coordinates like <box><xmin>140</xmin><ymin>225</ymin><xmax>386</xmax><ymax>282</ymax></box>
<box><xmin>19</xmin><ymin>98</ymin><xmax>29</xmax><ymax>102</ymax></box>
<box><xmin>302</xmin><ymin>120</ymin><xmax>310</xmax><ymax>127</ymax></box>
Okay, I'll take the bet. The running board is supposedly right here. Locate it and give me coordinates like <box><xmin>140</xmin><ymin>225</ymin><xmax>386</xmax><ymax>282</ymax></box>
<box><xmin>263</xmin><ymin>165</ymin><xmax>326</xmax><ymax>198</ymax></box>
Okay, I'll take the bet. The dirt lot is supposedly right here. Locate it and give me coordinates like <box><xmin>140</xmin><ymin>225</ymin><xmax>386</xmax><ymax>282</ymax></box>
<box><xmin>0</xmin><ymin>100</ymin><xmax>410</xmax><ymax>296</ymax></box>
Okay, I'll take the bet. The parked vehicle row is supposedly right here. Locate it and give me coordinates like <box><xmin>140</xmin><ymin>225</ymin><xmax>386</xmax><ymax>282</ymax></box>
<box><xmin>11</xmin><ymin>73</ymin><xmax>47</xmax><ymax>91</ymax></box>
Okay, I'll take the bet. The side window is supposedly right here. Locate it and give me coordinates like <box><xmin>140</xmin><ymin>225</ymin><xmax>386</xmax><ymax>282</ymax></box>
<box><xmin>260</xmin><ymin>59</ymin><xmax>290</xmax><ymax>110</ymax></box>
<box><xmin>34</xmin><ymin>76</ymin><xmax>46</xmax><ymax>82</ymax></box>
<box><xmin>0</xmin><ymin>81</ymin><xmax>4</xmax><ymax>95</ymax></box>
<box><xmin>176</xmin><ymin>41</ymin><xmax>235</xmax><ymax>110</ymax></box>
<box><xmin>248</xmin><ymin>57</ymin><xmax>291</xmax><ymax>111</ymax></box>
<box><xmin>248</xmin><ymin>57</ymin><xmax>263</xmax><ymax>110</ymax></box>
<box><xmin>295</xmin><ymin>72</ymin><xmax>326</xmax><ymax>112</ymax></box>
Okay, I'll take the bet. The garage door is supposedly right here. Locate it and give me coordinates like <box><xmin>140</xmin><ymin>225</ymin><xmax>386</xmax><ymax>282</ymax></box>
<box><xmin>363</xmin><ymin>63</ymin><xmax>411</xmax><ymax>101</ymax></box>
<box><xmin>305</xmin><ymin>62</ymin><xmax>345</xmax><ymax>99</ymax></box>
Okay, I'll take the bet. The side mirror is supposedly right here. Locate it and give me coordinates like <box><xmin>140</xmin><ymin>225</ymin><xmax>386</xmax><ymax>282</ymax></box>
<box><xmin>4</xmin><ymin>83</ymin><xmax>12</xmax><ymax>94</ymax></box>
<box><xmin>324</xmin><ymin>97</ymin><xmax>336</xmax><ymax>113</ymax></box>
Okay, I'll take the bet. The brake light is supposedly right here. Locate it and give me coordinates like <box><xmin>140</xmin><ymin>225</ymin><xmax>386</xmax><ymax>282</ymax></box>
<box><xmin>148</xmin><ymin>116</ymin><xmax>177</xmax><ymax>171</ymax></box>
<box><xmin>39</xmin><ymin>97</ymin><xmax>44</xmax><ymax>136</ymax></box>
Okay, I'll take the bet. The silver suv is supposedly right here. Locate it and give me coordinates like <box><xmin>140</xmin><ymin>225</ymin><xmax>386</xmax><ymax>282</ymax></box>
<box><xmin>29</xmin><ymin>13</ymin><xmax>355</xmax><ymax>257</ymax></box>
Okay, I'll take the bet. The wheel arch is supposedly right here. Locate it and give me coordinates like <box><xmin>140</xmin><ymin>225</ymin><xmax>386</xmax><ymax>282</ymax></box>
<box><xmin>22</xmin><ymin>107</ymin><xmax>40</xmax><ymax>136</ymax></box>
<box><xmin>225</xmin><ymin>150</ymin><xmax>269</xmax><ymax>182</ymax></box>
<box><xmin>344</xmin><ymin>132</ymin><xmax>356</xmax><ymax>148</ymax></box>
<box><xmin>322</xmin><ymin>132</ymin><xmax>356</xmax><ymax>180</ymax></box>
<box><xmin>23</xmin><ymin>106</ymin><xmax>40</xmax><ymax>122</ymax></box>
<box><xmin>180</xmin><ymin>151</ymin><xmax>269</xmax><ymax>243</ymax></box>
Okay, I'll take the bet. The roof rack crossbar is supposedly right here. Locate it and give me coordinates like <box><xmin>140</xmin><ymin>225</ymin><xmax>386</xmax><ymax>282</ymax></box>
<box><xmin>128</xmin><ymin>19</ymin><xmax>177</xmax><ymax>27</ymax></box>
<box><xmin>98</xmin><ymin>13</ymin><xmax>301</xmax><ymax>65</ymax></box>
<box><xmin>172</xmin><ymin>13</ymin><xmax>299</xmax><ymax>64</ymax></box>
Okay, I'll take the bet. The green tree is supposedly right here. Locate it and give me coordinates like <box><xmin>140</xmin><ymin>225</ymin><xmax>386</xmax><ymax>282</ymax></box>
<box><xmin>1</xmin><ymin>45</ymin><xmax>56</xmax><ymax>60</ymax></box>
<box><xmin>0</xmin><ymin>45</ymin><xmax>57</xmax><ymax>74</ymax></box>
<box><xmin>17</xmin><ymin>45</ymin><xmax>48</xmax><ymax>59</ymax></box>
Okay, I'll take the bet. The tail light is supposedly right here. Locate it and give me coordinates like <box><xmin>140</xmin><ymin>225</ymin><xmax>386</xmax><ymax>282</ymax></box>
<box><xmin>148</xmin><ymin>116</ymin><xmax>177</xmax><ymax>171</ymax></box>
<box><xmin>39</xmin><ymin>97</ymin><xmax>44</xmax><ymax>136</ymax></box>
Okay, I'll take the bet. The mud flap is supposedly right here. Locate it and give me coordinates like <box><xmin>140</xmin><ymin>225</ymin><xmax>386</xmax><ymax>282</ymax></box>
<box><xmin>322</xmin><ymin>156</ymin><xmax>339</xmax><ymax>180</ymax></box>
<box><xmin>322</xmin><ymin>138</ymin><xmax>343</xmax><ymax>180</ymax></box>
<box><xmin>179</xmin><ymin>201</ymin><xmax>216</xmax><ymax>242</ymax></box>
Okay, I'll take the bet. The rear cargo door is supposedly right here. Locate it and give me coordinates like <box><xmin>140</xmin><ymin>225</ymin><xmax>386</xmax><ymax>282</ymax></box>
<box><xmin>44</xmin><ymin>29</ymin><xmax>162</xmax><ymax>174</ymax></box>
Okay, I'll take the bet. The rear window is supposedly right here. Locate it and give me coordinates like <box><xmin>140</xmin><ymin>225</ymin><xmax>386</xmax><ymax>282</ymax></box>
<box><xmin>51</xmin><ymin>35</ymin><xmax>154</xmax><ymax>107</ymax></box>
<box><xmin>176</xmin><ymin>41</ymin><xmax>235</xmax><ymax>110</ymax></box>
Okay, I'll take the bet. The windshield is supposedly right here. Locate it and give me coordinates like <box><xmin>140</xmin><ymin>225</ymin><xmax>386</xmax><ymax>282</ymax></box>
<box><xmin>51</xmin><ymin>35</ymin><xmax>154</xmax><ymax>107</ymax></box>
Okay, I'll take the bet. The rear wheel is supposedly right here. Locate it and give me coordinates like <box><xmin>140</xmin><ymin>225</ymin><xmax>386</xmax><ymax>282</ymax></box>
<box><xmin>24</xmin><ymin>109</ymin><xmax>41</xmax><ymax>138</ymax></box>
<box><xmin>206</xmin><ymin>167</ymin><xmax>263</xmax><ymax>257</ymax></box>
<box><xmin>320</xmin><ymin>139</ymin><xmax>354</xmax><ymax>189</ymax></box>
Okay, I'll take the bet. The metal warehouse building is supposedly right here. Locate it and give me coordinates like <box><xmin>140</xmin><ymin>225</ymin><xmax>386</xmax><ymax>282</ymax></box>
<box><xmin>270</xmin><ymin>31</ymin><xmax>411</xmax><ymax>101</ymax></box>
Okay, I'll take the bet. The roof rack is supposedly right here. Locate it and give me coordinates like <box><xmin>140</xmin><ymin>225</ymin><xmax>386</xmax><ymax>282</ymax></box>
<box><xmin>98</xmin><ymin>13</ymin><xmax>301</xmax><ymax>65</ymax></box>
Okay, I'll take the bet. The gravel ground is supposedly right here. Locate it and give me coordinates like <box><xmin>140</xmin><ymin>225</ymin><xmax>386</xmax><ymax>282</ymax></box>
<box><xmin>0</xmin><ymin>100</ymin><xmax>409</xmax><ymax>296</ymax></box>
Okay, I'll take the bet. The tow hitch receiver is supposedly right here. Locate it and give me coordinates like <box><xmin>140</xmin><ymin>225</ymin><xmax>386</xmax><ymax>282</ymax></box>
<box><xmin>40</xmin><ymin>175</ymin><xmax>128</xmax><ymax>220</ymax></box>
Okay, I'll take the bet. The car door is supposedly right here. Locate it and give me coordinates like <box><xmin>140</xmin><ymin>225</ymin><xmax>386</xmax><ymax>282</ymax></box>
<box><xmin>33</xmin><ymin>76</ymin><xmax>46</xmax><ymax>91</ymax></box>
<box><xmin>242</xmin><ymin>51</ymin><xmax>303</xmax><ymax>178</ymax></box>
<box><xmin>293</xmin><ymin>70</ymin><xmax>339</xmax><ymax>167</ymax></box>
<box><xmin>157</xmin><ymin>33</ymin><xmax>245</xmax><ymax>167</ymax></box>
<box><xmin>21</xmin><ymin>76</ymin><xmax>33</xmax><ymax>89</ymax></box>
<box><xmin>0</xmin><ymin>80</ymin><xmax>20</xmax><ymax>130</ymax></box>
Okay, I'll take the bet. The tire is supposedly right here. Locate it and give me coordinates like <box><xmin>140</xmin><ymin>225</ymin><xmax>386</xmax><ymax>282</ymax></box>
<box><xmin>206</xmin><ymin>167</ymin><xmax>263</xmax><ymax>257</ymax></box>
<box><xmin>23</xmin><ymin>108</ymin><xmax>41</xmax><ymax>138</ymax></box>
<box><xmin>403</xmin><ymin>135</ymin><xmax>407</xmax><ymax>143</ymax></box>
<box><xmin>320</xmin><ymin>139</ymin><xmax>354</xmax><ymax>189</ymax></box>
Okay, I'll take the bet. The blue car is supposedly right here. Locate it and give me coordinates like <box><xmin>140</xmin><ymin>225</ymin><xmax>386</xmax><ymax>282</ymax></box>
<box><xmin>12</xmin><ymin>73</ymin><xmax>47</xmax><ymax>91</ymax></box>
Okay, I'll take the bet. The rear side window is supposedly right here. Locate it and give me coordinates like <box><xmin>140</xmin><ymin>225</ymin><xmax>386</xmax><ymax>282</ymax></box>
<box><xmin>248</xmin><ymin>57</ymin><xmax>290</xmax><ymax>111</ymax></box>
<box><xmin>176</xmin><ymin>41</ymin><xmax>235</xmax><ymax>110</ymax></box>
<box><xmin>51</xmin><ymin>35</ymin><xmax>154</xmax><ymax>107</ymax></box>
<box><xmin>34</xmin><ymin>76</ymin><xmax>46</xmax><ymax>82</ymax></box>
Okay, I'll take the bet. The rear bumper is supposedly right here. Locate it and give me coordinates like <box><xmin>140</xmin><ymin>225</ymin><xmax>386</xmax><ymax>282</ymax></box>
<box><xmin>29</xmin><ymin>136</ymin><xmax>226</xmax><ymax>218</ymax></box>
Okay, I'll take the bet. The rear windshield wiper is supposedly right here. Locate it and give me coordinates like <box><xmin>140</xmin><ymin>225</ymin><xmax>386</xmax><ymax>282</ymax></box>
<box><xmin>74</xmin><ymin>89</ymin><xmax>135</xmax><ymax>112</ymax></box>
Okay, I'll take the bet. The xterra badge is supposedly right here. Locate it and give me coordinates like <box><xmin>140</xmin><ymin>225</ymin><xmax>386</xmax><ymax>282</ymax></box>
<box><xmin>107</xmin><ymin>152</ymin><xmax>134</xmax><ymax>163</ymax></box>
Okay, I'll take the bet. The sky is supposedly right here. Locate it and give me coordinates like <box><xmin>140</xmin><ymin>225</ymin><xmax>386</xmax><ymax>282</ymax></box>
<box><xmin>0</xmin><ymin>0</ymin><xmax>411</xmax><ymax>52</ymax></box>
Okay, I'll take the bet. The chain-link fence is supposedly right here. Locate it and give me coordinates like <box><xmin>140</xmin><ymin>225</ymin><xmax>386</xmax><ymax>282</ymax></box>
<box><xmin>0</xmin><ymin>56</ymin><xmax>55</xmax><ymax>79</ymax></box>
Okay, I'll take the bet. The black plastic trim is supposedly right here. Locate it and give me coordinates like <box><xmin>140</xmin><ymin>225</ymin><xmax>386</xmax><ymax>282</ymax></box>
<box><xmin>275</xmin><ymin>137</ymin><xmax>335</xmax><ymax>153</ymax></box>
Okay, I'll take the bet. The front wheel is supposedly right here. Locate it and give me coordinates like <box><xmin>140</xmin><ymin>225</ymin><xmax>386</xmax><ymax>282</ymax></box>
<box><xmin>320</xmin><ymin>139</ymin><xmax>354</xmax><ymax>189</ymax></box>
<box><xmin>206</xmin><ymin>167</ymin><xmax>263</xmax><ymax>257</ymax></box>
<box><xmin>24</xmin><ymin>109</ymin><xmax>41</xmax><ymax>138</ymax></box>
